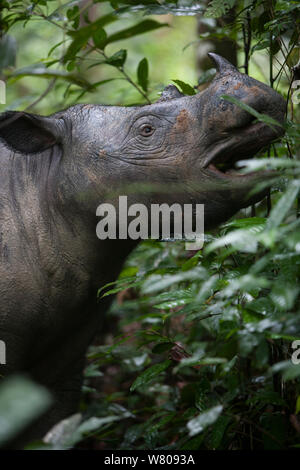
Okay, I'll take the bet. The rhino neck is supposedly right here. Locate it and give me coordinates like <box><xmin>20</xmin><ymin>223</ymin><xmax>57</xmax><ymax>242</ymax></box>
<box><xmin>46</xmin><ymin>157</ymin><xmax>140</xmax><ymax>293</ymax></box>
<box><xmin>5</xmin><ymin>144</ymin><xmax>137</xmax><ymax>295</ymax></box>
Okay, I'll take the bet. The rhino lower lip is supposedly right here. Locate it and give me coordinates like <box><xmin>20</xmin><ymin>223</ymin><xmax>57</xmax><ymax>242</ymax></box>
<box><xmin>207</xmin><ymin>162</ymin><xmax>257</xmax><ymax>179</ymax></box>
<box><xmin>207</xmin><ymin>163</ymin><xmax>247</xmax><ymax>178</ymax></box>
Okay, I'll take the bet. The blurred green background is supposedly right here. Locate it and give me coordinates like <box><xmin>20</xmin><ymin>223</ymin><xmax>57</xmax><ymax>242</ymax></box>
<box><xmin>5</xmin><ymin>5</ymin><xmax>199</xmax><ymax>112</ymax></box>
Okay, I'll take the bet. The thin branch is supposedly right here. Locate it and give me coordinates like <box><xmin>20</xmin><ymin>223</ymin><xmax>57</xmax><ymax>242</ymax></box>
<box><xmin>241</xmin><ymin>416</ymin><xmax>284</xmax><ymax>447</ymax></box>
<box><xmin>242</xmin><ymin>9</ymin><xmax>251</xmax><ymax>75</ymax></box>
<box><xmin>273</xmin><ymin>46</ymin><xmax>296</xmax><ymax>83</ymax></box>
<box><xmin>24</xmin><ymin>77</ymin><xmax>57</xmax><ymax>112</ymax></box>
<box><xmin>86</xmin><ymin>42</ymin><xmax>151</xmax><ymax>104</ymax></box>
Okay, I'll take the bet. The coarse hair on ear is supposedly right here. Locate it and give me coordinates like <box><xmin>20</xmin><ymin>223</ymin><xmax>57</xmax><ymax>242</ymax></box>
<box><xmin>0</xmin><ymin>111</ymin><xmax>64</xmax><ymax>154</ymax></box>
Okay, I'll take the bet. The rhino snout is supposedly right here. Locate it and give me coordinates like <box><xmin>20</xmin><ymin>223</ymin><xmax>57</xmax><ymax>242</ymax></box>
<box><xmin>200</xmin><ymin>53</ymin><xmax>286</xmax><ymax>174</ymax></box>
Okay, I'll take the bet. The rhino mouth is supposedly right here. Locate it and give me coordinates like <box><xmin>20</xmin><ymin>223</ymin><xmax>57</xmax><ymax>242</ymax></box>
<box><xmin>204</xmin><ymin>119</ymin><xmax>278</xmax><ymax>179</ymax></box>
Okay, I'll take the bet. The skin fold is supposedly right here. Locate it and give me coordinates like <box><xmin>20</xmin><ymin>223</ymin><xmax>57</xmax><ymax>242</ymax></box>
<box><xmin>0</xmin><ymin>54</ymin><xmax>285</xmax><ymax>443</ymax></box>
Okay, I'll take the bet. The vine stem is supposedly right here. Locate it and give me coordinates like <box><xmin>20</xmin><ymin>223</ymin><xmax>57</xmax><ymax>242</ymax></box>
<box><xmin>266</xmin><ymin>29</ymin><xmax>274</xmax><ymax>215</ymax></box>
<box><xmin>269</xmin><ymin>32</ymin><xmax>274</xmax><ymax>89</ymax></box>
<box><xmin>24</xmin><ymin>78</ymin><xmax>57</xmax><ymax>112</ymax></box>
<box><xmin>242</xmin><ymin>9</ymin><xmax>251</xmax><ymax>75</ymax></box>
<box><xmin>118</xmin><ymin>65</ymin><xmax>151</xmax><ymax>104</ymax></box>
<box><xmin>88</xmin><ymin>45</ymin><xmax>151</xmax><ymax>104</ymax></box>
<box><xmin>243</xmin><ymin>2</ymin><xmax>256</xmax><ymax>217</ymax></box>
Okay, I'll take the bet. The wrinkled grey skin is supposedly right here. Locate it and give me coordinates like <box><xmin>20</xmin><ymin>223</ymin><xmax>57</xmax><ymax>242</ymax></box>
<box><xmin>0</xmin><ymin>54</ymin><xmax>285</xmax><ymax>443</ymax></box>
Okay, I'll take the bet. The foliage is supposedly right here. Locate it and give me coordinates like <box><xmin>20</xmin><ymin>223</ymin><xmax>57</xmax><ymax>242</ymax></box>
<box><xmin>205</xmin><ymin>0</ymin><xmax>236</xmax><ymax>19</ymax></box>
<box><xmin>78</xmin><ymin>154</ymin><xmax>300</xmax><ymax>450</ymax></box>
<box><xmin>0</xmin><ymin>0</ymin><xmax>199</xmax><ymax>110</ymax></box>
<box><xmin>0</xmin><ymin>376</ymin><xmax>51</xmax><ymax>447</ymax></box>
<box><xmin>0</xmin><ymin>0</ymin><xmax>299</xmax><ymax>451</ymax></box>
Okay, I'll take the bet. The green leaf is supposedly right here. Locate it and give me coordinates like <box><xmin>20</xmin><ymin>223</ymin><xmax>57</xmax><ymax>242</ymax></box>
<box><xmin>9</xmin><ymin>64</ymin><xmax>91</xmax><ymax>89</ymax></box>
<box><xmin>142</xmin><ymin>267</ymin><xmax>207</xmax><ymax>294</ymax></box>
<box><xmin>221</xmin><ymin>94</ymin><xmax>284</xmax><ymax>130</ymax></box>
<box><xmin>44</xmin><ymin>414</ymin><xmax>120</xmax><ymax>448</ymax></box>
<box><xmin>282</xmin><ymin>364</ymin><xmax>300</xmax><ymax>381</ymax></box>
<box><xmin>70</xmin><ymin>416</ymin><xmax>121</xmax><ymax>445</ymax></box>
<box><xmin>269</xmin><ymin>361</ymin><xmax>300</xmax><ymax>381</ymax></box>
<box><xmin>92</xmin><ymin>28</ymin><xmax>107</xmax><ymax>49</ymax></box>
<box><xmin>43</xmin><ymin>413</ymin><xmax>82</xmax><ymax>448</ymax></box>
<box><xmin>196</xmin><ymin>274</ymin><xmax>218</xmax><ymax>303</ymax></box>
<box><xmin>113</xmin><ymin>2</ymin><xmax>204</xmax><ymax>16</ymax></box>
<box><xmin>172</xmin><ymin>79</ymin><xmax>196</xmax><ymax>95</ymax></box>
<box><xmin>270</xmin><ymin>283</ymin><xmax>299</xmax><ymax>311</ymax></box>
<box><xmin>0</xmin><ymin>376</ymin><xmax>52</xmax><ymax>447</ymax></box>
<box><xmin>64</xmin><ymin>13</ymin><xmax>118</xmax><ymax>62</ymax></box>
<box><xmin>105</xmin><ymin>49</ymin><xmax>127</xmax><ymax>67</ymax></box>
<box><xmin>266</xmin><ymin>180</ymin><xmax>300</xmax><ymax>230</ymax></box>
<box><xmin>0</xmin><ymin>35</ymin><xmax>16</xmax><ymax>71</ymax></box>
<box><xmin>152</xmin><ymin>342</ymin><xmax>174</xmax><ymax>354</ymax></box>
<box><xmin>223</xmin><ymin>217</ymin><xmax>266</xmax><ymax>230</ymax></box>
<box><xmin>187</xmin><ymin>405</ymin><xmax>223</xmax><ymax>436</ymax></box>
<box><xmin>137</xmin><ymin>58</ymin><xmax>149</xmax><ymax>93</ymax></box>
<box><xmin>119</xmin><ymin>265</ymin><xmax>139</xmax><ymax>278</ymax></box>
<box><xmin>197</xmin><ymin>357</ymin><xmax>227</xmax><ymax>365</ymax></box>
<box><xmin>154</xmin><ymin>292</ymin><xmax>192</xmax><ymax>309</ymax></box>
<box><xmin>103</xmin><ymin>20</ymin><xmax>168</xmax><ymax>47</ymax></box>
<box><xmin>130</xmin><ymin>360</ymin><xmax>172</xmax><ymax>391</ymax></box>
<box><xmin>246</xmin><ymin>297</ymin><xmax>274</xmax><ymax>315</ymax></box>
<box><xmin>146</xmin><ymin>411</ymin><xmax>176</xmax><ymax>436</ymax></box>
<box><xmin>205</xmin><ymin>0</ymin><xmax>236</xmax><ymax>18</ymax></box>
<box><xmin>235</xmin><ymin>158</ymin><xmax>300</xmax><ymax>174</ymax></box>
<box><xmin>210</xmin><ymin>415</ymin><xmax>231</xmax><ymax>449</ymax></box>
<box><xmin>97</xmin><ymin>275</ymin><xmax>140</xmax><ymax>298</ymax></box>
<box><xmin>260</xmin><ymin>413</ymin><xmax>286</xmax><ymax>449</ymax></box>
<box><xmin>84</xmin><ymin>363</ymin><xmax>103</xmax><ymax>378</ymax></box>
<box><xmin>295</xmin><ymin>396</ymin><xmax>300</xmax><ymax>415</ymax></box>
<box><xmin>247</xmin><ymin>390</ymin><xmax>287</xmax><ymax>407</ymax></box>
<box><xmin>205</xmin><ymin>229</ymin><xmax>260</xmax><ymax>254</ymax></box>
<box><xmin>181</xmin><ymin>251</ymin><xmax>202</xmax><ymax>270</ymax></box>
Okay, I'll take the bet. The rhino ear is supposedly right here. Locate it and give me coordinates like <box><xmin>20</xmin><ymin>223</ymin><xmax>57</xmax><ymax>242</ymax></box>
<box><xmin>157</xmin><ymin>85</ymin><xmax>184</xmax><ymax>102</ymax></box>
<box><xmin>0</xmin><ymin>111</ymin><xmax>63</xmax><ymax>153</ymax></box>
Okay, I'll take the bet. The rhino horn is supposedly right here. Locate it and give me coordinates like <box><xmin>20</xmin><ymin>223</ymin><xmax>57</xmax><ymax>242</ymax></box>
<box><xmin>208</xmin><ymin>52</ymin><xmax>240</xmax><ymax>77</ymax></box>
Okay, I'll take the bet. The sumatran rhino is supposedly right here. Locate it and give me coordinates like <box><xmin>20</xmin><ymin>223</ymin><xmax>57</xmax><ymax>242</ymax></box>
<box><xmin>0</xmin><ymin>54</ymin><xmax>285</xmax><ymax>441</ymax></box>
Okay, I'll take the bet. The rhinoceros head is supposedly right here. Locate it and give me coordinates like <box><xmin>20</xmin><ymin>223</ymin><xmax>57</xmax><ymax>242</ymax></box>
<box><xmin>0</xmin><ymin>54</ymin><xmax>285</xmax><ymax>230</ymax></box>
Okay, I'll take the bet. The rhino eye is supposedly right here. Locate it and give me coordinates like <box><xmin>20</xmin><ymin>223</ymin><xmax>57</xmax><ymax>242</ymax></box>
<box><xmin>139</xmin><ymin>124</ymin><xmax>155</xmax><ymax>137</ymax></box>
